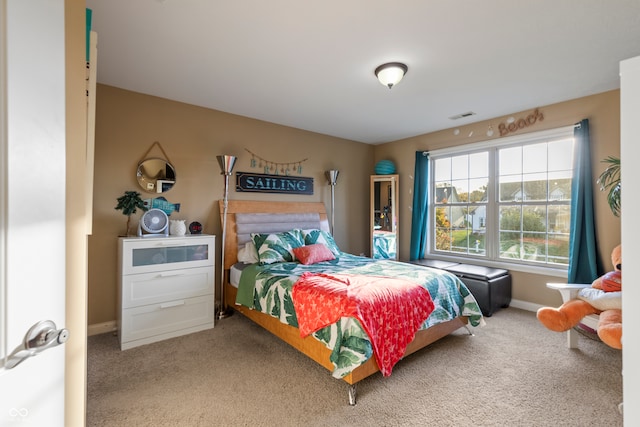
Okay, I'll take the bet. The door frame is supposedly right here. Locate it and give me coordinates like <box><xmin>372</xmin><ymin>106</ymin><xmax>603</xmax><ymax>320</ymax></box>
<box><xmin>64</xmin><ymin>1</ymin><xmax>91</xmax><ymax>426</ymax></box>
<box><xmin>0</xmin><ymin>0</ymin><xmax>7</xmax><ymax>369</ymax></box>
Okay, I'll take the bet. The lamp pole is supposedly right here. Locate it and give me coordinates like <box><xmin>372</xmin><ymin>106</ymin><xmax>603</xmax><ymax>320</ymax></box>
<box><xmin>325</xmin><ymin>170</ymin><xmax>339</xmax><ymax>234</ymax></box>
<box><xmin>217</xmin><ymin>155</ymin><xmax>237</xmax><ymax>320</ymax></box>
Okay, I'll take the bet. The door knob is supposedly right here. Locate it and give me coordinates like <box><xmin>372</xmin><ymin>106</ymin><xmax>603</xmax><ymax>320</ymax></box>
<box><xmin>1</xmin><ymin>320</ymin><xmax>69</xmax><ymax>371</ymax></box>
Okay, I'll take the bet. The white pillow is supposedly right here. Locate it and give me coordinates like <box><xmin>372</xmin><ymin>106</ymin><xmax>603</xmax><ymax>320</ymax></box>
<box><xmin>577</xmin><ymin>288</ymin><xmax>622</xmax><ymax>311</ymax></box>
<box><xmin>237</xmin><ymin>242</ymin><xmax>259</xmax><ymax>264</ymax></box>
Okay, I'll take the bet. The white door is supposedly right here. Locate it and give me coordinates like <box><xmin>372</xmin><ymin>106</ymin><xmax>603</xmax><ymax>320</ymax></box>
<box><xmin>621</xmin><ymin>54</ymin><xmax>640</xmax><ymax>426</ymax></box>
<box><xmin>0</xmin><ymin>1</ymin><xmax>67</xmax><ymax>425</ymax></box>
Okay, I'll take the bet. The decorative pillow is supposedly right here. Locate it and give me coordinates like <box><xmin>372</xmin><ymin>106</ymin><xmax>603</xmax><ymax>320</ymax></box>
<box><xmin>251</xmin><ymin>230</ymin><xmax>304</xmax><ymax>264</ymax></box>
<box><xmin>578</xmin><ymin>288</ymin><xmax>622</xmax><ymax>311</ymax></box>
<box><xmin>292</xmin><ymin>244</ymin><xmax>336</xmax><ymax>265</ymax></box>
<box><xmin>237</xmin><ymin>242</ymin><xmax>259</xmax><ymax>264</ymax></box>
<box><xmin>301</xmin><ymin>229</ymin><xmax>341</xmax><ymax>257</ymax></box>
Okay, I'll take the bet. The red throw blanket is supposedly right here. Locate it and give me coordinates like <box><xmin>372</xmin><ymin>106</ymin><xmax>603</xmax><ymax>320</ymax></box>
<box><xmin>292</xmin><ymin>272</ymin><xmax>435</xmax><ymax>376</ymax></box>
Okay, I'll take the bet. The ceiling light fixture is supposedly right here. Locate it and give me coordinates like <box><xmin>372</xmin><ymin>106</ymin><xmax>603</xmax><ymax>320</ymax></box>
<box><xmin>374</xmin><ymin>62</ymin><xmax>408</xmax><ymax>89</ymax></box>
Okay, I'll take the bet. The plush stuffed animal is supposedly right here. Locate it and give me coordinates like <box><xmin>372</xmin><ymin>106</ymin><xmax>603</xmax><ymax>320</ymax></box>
<box><xmin>537</xmin><ymin>245</ymin><xmax>622</xmax><ymax>349</ymax></box>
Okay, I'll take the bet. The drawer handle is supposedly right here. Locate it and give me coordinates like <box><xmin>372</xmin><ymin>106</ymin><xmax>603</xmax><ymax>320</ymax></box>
<box><xmin>159</xmin><ymin>300</ymin><xmax>185</xmax><ymax>309</ymax></box>
<box><xmin>152</xmin><ymin>242</ymin><xmax>185</xmax><ymax>248</ymax></box>
<box><xmin>158</xmin><ymin>272</ymin><xmax>187</xmax><ymax>278</ymax></box>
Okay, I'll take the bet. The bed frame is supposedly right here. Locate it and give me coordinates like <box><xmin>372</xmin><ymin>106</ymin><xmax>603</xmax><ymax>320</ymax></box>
<box><xmin>219</xmin><ymin>200</ymin><xmax>468</xmax><ymax>404</ymax></box>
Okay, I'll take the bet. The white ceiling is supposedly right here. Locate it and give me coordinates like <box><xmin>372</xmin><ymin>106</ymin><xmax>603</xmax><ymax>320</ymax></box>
<box><xmin>85</xmin><ymin>0</ymin><xmax>640</xmax><ymax>144</ymax></box>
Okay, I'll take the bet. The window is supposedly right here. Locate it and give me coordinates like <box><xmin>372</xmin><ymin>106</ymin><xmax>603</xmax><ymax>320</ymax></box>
<box><xmin>430</xmin><ymin>127</ymin><xmax>575</xmax><ymax>268</ymax></box>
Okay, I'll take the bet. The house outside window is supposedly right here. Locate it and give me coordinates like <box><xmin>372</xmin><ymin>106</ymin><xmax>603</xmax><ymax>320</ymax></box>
<box><xmin>429</xmin><ymin>126</ymin><xmax>575</xmax><ymax>268</ymax></box>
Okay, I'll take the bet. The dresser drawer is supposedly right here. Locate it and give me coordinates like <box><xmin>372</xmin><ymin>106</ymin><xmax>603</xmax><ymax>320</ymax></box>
<box><xmin>120</xmin><ymin>294</ymin><xmax>214</xmax><ymax>349</ymax></box>
<box><xmin>120</xmin><ymin>235</ymin><xmax>214</xmax><ymax>275</ymax></box>
<box><xmin>122</xmin><ymin>266</ymin><xmax>213</xmax><ymax>309</ymax></box>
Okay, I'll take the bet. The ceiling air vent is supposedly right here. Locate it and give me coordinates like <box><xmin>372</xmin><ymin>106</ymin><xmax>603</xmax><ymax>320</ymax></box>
<box><xmin>449</xmin><ymin>111</ymin><xmax>476</xmax><ymax>120</ymax></box>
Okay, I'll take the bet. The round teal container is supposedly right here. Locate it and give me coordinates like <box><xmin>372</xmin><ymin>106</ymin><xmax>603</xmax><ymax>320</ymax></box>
<box><xmin>375</xmin><ymin>160</ymin><xmax>396</xmax><ymax>175</ymax></box>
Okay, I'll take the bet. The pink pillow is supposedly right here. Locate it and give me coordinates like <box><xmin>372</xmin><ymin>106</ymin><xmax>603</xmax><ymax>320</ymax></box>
<box><xmin>292</xmin><ymin>244</ymin><xmax>336</xmax><ymax>265</ymax></box>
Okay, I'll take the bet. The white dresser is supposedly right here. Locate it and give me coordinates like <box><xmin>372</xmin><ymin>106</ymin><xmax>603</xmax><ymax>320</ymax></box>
<box><xmin>118</xmin><ymin>234</ymin><xmax>215</xmax><ymax>350</ymax></box>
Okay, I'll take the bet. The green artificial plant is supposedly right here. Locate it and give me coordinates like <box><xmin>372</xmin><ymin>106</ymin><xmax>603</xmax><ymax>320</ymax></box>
<box><xmin>115</xmin><ymin>190</ymin><xmax>147</xmax><ymax>235</ymax></box>
<box><xmin>596</xmin><ymin>156</ymin><xmax>621</xmax><ymax>217</ymax></box>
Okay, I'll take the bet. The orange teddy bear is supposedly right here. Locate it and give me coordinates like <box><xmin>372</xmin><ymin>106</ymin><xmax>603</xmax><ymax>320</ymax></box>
<box><xmin>537</xmin><ymin>245</ymin><xmax>622</xmax><ymax>349</ymax></box>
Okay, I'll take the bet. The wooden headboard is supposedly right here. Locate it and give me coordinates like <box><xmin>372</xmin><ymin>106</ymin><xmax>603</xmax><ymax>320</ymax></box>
<box><xmin>219</xmin><ymin>200</ymin><xmax>330</xmax><ymax>270</ymax></box>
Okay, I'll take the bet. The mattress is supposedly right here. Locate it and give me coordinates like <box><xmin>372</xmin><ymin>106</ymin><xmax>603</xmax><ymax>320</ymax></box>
<box><xmin>230</xmin><ymin>262</ymin><xmax>248</xmax><ymax>288</ymax></box>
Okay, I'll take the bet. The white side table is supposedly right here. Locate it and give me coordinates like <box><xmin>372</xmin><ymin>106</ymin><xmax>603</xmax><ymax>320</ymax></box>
<box><xmin>546</xmin><ymin>283</ymin><xmax>600</xmax><ymax>348</ymax></box>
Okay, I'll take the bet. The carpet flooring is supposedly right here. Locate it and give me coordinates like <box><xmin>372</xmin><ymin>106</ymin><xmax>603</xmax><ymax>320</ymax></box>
<box><xmin>87</xmin><ymin>308</ymin><xmax>622</xmax><ymax>426</ymax></box>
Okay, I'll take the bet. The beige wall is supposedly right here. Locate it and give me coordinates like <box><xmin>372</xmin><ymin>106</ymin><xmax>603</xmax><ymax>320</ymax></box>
<box><xmin>373</xmin><ymin>90</ymin><xmax>621</xmax><ymax>307</ymax></box>
<box><xmin>89</xmin><ymin>86</ymin><xmax>621</xmax><ymax>324</ymax></box>
<box><xmin>88</xmin><ymin>85</ymin><xmax>373</xmax><ymax>325</ymax></box>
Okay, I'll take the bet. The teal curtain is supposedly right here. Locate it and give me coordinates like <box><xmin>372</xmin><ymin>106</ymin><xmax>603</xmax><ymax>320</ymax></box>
<box><xmin>410</xmin><ymin>151</ymin><xmax>429</xmax><ymax>260</ymax></box>
<box><xmin>568</xmin><ymin>119</ymin><xmax>601</xmax><ymax>283</ymax></box>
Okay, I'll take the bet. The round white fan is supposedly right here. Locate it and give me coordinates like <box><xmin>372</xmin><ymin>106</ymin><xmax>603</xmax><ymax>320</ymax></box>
<box><xmin>138</xmin><ymin>208</ymin><xmax>169</xmax><ymax>237</ymax></box>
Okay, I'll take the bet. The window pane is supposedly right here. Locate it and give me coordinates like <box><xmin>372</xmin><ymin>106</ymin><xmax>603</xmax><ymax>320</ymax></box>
<box><xmin>459</xmin><ymin>206</ymin><xmax>470</xmax><ymax>230</ymax></box>
<box><xmin>523</xmin><ymin>143</ymin><xmax>547</xmax><ymax>173</ymax></box>
<box><xmin>522</xmin><ymin>173</ymin><xmax>548</xmax><ymax>201</ymax></box>
<box><xmin>452</xmin><ymin>179</ymin><xmax>469</xmax><ymax>202</ymax></box>
<box><xmin>451</xmin><ymin>155</ymin><xmax>469</xmax><ymax>180</ymax></box>
<box><xmin>500</xmin><ymin>206</ymin><xmax>521</xmax><ymax>231</ymax></box>
<box><xmin>469</xmin><ymin>204</ymin><xmax>487</xmax><ymax>231</ymax></box>
<box><xmin>434</xmin><ymin>158</ymin><xmax>451</xmax><ymax>182</ymax></box>
<box><xmin>548</xmin><ymin>232</ymin><xmax>570</xmax><ymax>265</ymax></box>
<box><xmin>548</xmin><ymin>205</ymin><xmax>571</xmax><ymax>233</ymax></box>
<box><xmin>499</xmin><ymin>231</ymin><xmax>522</xmax><ymax>259</ymax></box>
<box><xmin>500</xmin><ymin>231</ymin><xmax>545</xmax><ymax>262</ymax></box>
<box><xmin>449</xmin><ymin>205</ymin><xmax>467</xmax><ymax>228</ymax></box>
<box><xmin>435</xmin><ymin>183</ymin><xmax>453</xmax><ymax>204</ymax></box>
<box><xmin>469</xmin><ymin>152</ymin><xmax>488</xmax><ymax>178</ymax></box>
<box><xmin>451</xmin><ymin>227</ymin><xmax>469</xmax><ymax>253</ymax></box>
<box><xmin>499</xmin><ymin>146</ymin><xmax>521</xmax><ymax>175</ymax></box>
<box><xmin>548</xmin><ymin>138</ymin><xmax>574</xmax><ymax>172</ymax></box>
<box><xmin>549</xmin><ymin>173</ymin><xmax>572</xmax><ymax>201</ymax></box>
<box><xmin>499</xmin><ymin>178</ymin><xmax>522</xmax><ymax>202</ymax></box>
<box><xmin>470</xmin><ymin>232</ymin><xmax>485</xmax><ymax>256</ymax></box>
<box><xmin>435</xmin><ymin>206</ymin><xmax>451</xmax><ymax>251</ymax></box>
<box><xmin>522</xmin><ymin>232</ymin><xmax>546</xmax><ymax>262</ymax></box>
<box><xmin>522</xmin><ymin>205</ymin><xmax>546</xmax><ymax>232</ymax></box>
<box><xmin>469</xmin><ymin>179</ymin><xmax>488</xmax><ymax>202</ymax></box>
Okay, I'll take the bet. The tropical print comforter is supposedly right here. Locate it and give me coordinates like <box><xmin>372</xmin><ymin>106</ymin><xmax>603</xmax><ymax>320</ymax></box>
<box><xmin>293</xmin><ymin>272</ymin><xmax>435</xmax><ymax>377</ymax></box>
<box><xmin>237</xmin><ymin>253</ymin><xmax>483</xmax><ymax>378</ymax></box>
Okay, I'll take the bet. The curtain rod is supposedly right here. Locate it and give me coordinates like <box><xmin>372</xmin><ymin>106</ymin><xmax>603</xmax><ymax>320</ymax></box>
<box><xmin>424</xmin><ymin>125</ymin><xmax>577</xmax><ymax>158</ymax></box>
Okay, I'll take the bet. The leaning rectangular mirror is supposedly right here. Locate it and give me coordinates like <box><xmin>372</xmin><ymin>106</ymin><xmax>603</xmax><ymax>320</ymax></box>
<box><xmin>371</xmin><ymin>174</ymin><xmax>399</xmax><ymax>259</ymax></box>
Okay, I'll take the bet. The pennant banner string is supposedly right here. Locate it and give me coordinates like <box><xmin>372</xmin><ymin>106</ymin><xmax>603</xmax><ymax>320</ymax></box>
<box><xmin>244</xmin><ymin>148</ymin><xmax>308</xmax><ymax>175</ymax></box>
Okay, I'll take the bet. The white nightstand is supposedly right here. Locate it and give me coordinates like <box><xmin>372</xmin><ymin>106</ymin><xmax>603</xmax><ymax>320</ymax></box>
<box><xmin>118</xmin><ymin>234</ymin><xmax>216</xmax><ymax>350</ymax></box>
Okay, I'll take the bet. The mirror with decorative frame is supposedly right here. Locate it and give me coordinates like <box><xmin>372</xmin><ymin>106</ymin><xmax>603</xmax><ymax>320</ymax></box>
<box><xmin>136</xmin><ymin>158</ymin><xmax>176</xmax><ymax>193</ymax></box>
<box><xmin>371</xmin><ymin>174</ymin><xmax>399</xmax><ymax>259</ymax></box>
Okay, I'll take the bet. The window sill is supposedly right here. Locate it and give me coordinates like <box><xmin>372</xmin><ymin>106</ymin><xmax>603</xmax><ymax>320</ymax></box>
<box><xmin>422</xmin><ymin>254</ymin><xmax>567</xmax><ymax>278</ymax></box>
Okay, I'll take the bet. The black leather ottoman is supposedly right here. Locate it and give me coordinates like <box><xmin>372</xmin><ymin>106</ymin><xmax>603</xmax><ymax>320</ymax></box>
<box><xmin>442</xmin><ymin>264</ymin><xmax>511</xmax><ymax>317</ymax></box>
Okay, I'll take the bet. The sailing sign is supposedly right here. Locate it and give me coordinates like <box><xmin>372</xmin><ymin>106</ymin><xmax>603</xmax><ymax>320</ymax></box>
<box><xmin>235</xmin><ymin>172</ymin><xmax>314</xmax><ymax>195</ymax></box>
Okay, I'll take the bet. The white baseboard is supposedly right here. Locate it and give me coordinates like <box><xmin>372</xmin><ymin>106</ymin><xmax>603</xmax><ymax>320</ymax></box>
<box><xmin>509</xmin><ymin>299</ymin><xmax>544</xmax><ymax>313</ymax></box>
<box><xmin>88</xmin><ymin>320</ymin><xmax>117</xmax><ymax>337</ymax></box>
<box><xmin>85</xmin><ymin>302</ymin><xmax>540</xmax><ymax>336</ymax></box>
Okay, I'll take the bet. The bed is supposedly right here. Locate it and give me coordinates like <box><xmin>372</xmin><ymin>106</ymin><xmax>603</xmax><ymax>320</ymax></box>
<box><xmin>220</xmin><ymin>200</ymin><xmax>483</xmax><ymax>404</ymax></box>
<box><xmin>372</xmin><ymin>230</ymin><xmax>397</xmax><ymax>259</ymax></box>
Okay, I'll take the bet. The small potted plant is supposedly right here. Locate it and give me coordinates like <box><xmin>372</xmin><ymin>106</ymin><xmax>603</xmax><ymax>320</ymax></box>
<box><xmin>597</xmin><ymin>156</ymin><xmax>621</xmax><ymax>217</ymax></box>
<box><xmin>115</xmin><ymin>190</ymin><xmax>147</xmax><ymax>236</ymax></box>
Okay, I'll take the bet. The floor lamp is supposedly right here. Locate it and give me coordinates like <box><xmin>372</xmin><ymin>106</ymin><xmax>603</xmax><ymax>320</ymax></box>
<box><xmin>325</xmin><ymin>170</ymin><xmax>339</xmax><ymax>234</ymax></box>
<box><xmin>217</xmin><ymin>154</ymin><xmax>237</xmax><ymax>320</ymax></box>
